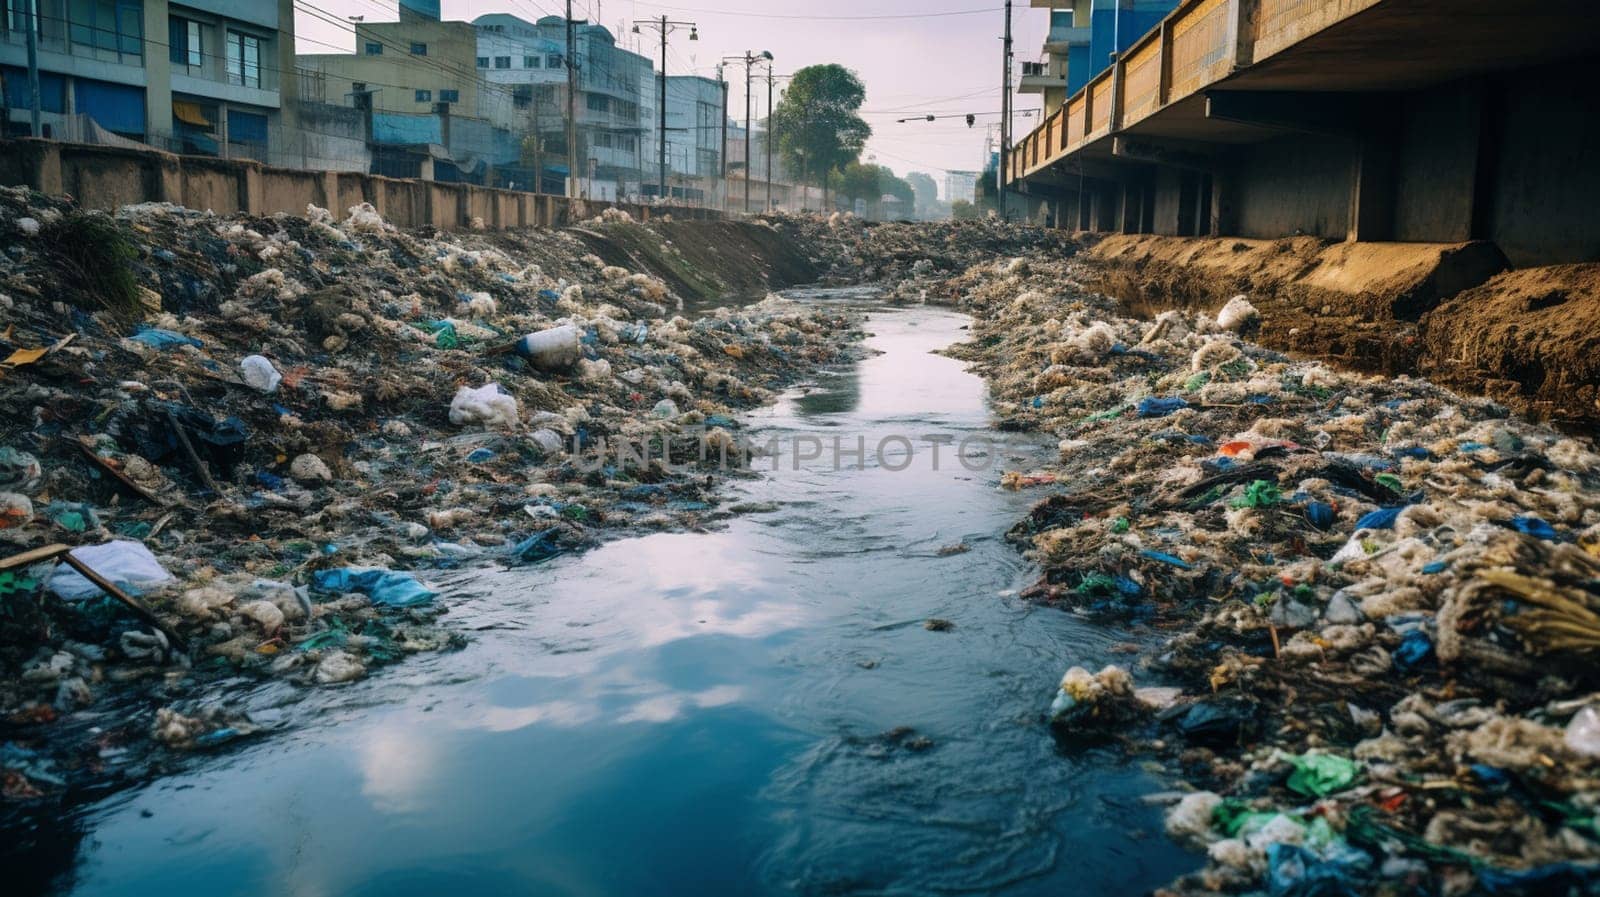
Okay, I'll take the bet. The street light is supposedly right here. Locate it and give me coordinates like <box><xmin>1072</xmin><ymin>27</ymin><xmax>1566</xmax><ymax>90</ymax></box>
<box><xmin>635</xmin><ymin>17</ymin><xmax>699</xmax><ymax>205</ymax></box>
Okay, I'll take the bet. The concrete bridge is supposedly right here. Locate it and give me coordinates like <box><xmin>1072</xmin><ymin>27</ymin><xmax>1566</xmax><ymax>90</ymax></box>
<box><xmin>1005</xmin><ymin>0</ymin><xmax>1600</xmax><ymax>267</ymax></box>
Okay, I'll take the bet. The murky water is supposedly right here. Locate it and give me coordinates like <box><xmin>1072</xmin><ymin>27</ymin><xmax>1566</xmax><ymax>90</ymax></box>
<box><xmin>42</xmin><ymin>294</ymin><xmax>1195</xmax><ymax>896</ymax></box>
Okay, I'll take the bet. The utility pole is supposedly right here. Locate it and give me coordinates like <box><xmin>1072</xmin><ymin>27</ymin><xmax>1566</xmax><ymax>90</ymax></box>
<box><xmin>765</xmin><ymin>65</ymin><xmax>774</xmax><ymax>212</ymax></box>
<box><xmin>722</xmin><ymin>51</ymin><xmax>768</xmax><ymax>214</ymax></box>
<box><xmin>999</xmin><ymin>0</ymin><xmax>1012</xmax><ymax>220</ymax></box>
<box><xmin>634</xmin><ymin>16</ymin><xmax>697</xmax><ymax>204</ymax></box>
<box><xmin>744</xmin><ymin>60</ymin><xmax>752</xmax><ymax>214</ymax></box>
<box><xmin>718</xmin><ymin>63</ymin><xmax>729</xmax><ymax>212</ymax></box>
<box><xmin>566</xmin><ymin>1</ymin><xmax>579</xmax><ymax>198</ymax></box>
<box><xmin>25</xmin><ymin>0</ymin><xmax>42</xmax><ymax>137</ymax></box>
<box><xmin>659</xmin><ymin>18</ymin><xmax>668</xmax><ymax>202</ymax></box>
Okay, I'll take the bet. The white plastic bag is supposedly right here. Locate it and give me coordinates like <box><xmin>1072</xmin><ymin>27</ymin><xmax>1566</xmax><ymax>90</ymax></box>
<box><xmin>239</xmin><ymin>355</ymin><xmax>282</xmax><ymax>393</ymax></box>
<box><xmin>449</xmin><ymin>383</ymin><xmax>520</xmax><ymax>428</ymax></box>
<box><xmin>47</xmin><ymin>541</ymin><xmax>174</xmax><ymax>600</ymax></box>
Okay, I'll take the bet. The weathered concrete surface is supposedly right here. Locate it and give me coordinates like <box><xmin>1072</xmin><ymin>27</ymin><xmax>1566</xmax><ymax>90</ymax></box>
<box><xmin>0</xmin><ymin>138</ymin><xmax>719</xmax><ymax>232</ymax></box>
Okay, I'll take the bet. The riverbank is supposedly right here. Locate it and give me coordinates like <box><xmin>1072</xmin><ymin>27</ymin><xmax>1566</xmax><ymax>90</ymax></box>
<box><xmin>944</xmin><ymin>250</ymin><xmax>1600</xmax><ymax>894</ymax></box>
<box><xmin>0</xmin><ymin>191</ymin><xmax>867</xmax><ymax>817</ymax></box>
<box><xmin>1081</xmin><ymin>234</ymin><xmax>1600</xmax><ymax>428</ymax></box>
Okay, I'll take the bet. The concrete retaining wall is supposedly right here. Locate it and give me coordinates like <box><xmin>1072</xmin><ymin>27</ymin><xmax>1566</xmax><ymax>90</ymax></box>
<box><xmin>0</xmin><ymin>138</ymin><xmax>721</xmax><ymax>231</ymax></box>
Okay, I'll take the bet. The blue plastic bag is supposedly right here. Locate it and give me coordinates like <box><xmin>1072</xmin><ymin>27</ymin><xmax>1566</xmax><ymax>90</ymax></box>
<box><xmin>130</xmin><ymin>326</ymin><xmax>203</xmax><ymax>350</ymax></box>
<box><xmin>1355</xmin><ymin>507</ymin><xmax>1403</xmax><ymax>530</ymax></box>
<box><xmin>1510</xmin><ymin>515</ymin><xmax>1558</xmax><ymax>540</ymax></box>
<box><xmin>1392</xmin><ymin>629</ymin><xmax>1433</xmax><ymax>673</ymax></box>
<box><xmin>1305</xmin><ymin>501</ymin><xmax>1335</xmax><ymax>530</ymax></box>
<box><xmin>311</xmin><ymin>567</ymin><xmax>438</xmax><ymax>606</ymax></box>
<box><xmin>1137</xmin><ymin>396</ymin><xmax>1189</xmax><ymax>418</ymax></box>
<box><xmin>1140</xmin><ymin>549</ymin><xmax>1193</xmax><ymax>570</ymax></box>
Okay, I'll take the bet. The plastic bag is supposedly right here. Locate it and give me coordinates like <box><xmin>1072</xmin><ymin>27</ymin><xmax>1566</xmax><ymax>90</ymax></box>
<box><xmin>1284</xmin><ymin>752</ymin><xmax>1360</xmax><ymax>798</ymax></box>
<box><xmin>311</xmin><ymin>567</ymin><xmax>438</xmax><ymax>606</ymax></box>
<box><xmin>47</xmin><ymin>540</ymin><xmax>174</xmax><ymax>600</ymax></box>
<box><xmin>239</xmin><ymin>355</ymin><xmax>282</xmax><ymax>393</ymax></box>
<box><xmin>449</xmin><ymin>383</ymin><xmax>520</xmax><ymax>428</ymax></box>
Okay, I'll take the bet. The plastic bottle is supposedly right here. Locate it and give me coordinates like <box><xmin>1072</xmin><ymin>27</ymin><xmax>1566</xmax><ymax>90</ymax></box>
<box><xmin>513</xmin><ymin>325</ymin><xmax>580</xmax><ymax>372</ymax></box>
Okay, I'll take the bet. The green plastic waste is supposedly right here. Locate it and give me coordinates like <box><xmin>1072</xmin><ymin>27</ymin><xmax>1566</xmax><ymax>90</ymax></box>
<box><xmin>1111</xmin><ymin>516</ymin><xmax>1130</xmax><ymax>534</ymax></box>
<box><xmin>1285</xmin><ymin>752</ymin><xmax>1360</xmax><ymax>797</ymax></box>
<box><xmin>1229</xmin><ymin>479</ymin><xmax>1282</xmax><ymax>509</ymax></box>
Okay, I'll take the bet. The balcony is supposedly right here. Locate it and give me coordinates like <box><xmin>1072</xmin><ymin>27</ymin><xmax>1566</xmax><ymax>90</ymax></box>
<box><xmin>1043</xmin><ymin>24</ymin><xmax>1090</xmax><ymax>52</ymax></box>
<box><xmin>1017</xmin><ymin>61</ymin><xmax>1060</xmax><ymax>94</ymax></box>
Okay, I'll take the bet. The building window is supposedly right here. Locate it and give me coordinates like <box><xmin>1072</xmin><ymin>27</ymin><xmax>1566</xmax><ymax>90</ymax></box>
<box><xmin>415</xmin><ymin>89</ymin><xmax>431</xmax><ymax>102</ymax></box>
<box><xmin>476</xmin><ymin>56</ymin><xmax>488</xmax><ymax>68</ymax></box>
<box><xmin>585</xmin><ymin>93</ymin><xmax>609</xmax><ymax>113</ymax></box>
<box><xmin>493</xmin><ymin>56</ymin><xmax>511</xmax><ymax>69</ymax></box>
<box><xmin>225</xmin><ymin>30</ymin><xmax>261</xmax><ymax>88</ymax></box>
<box><xmin>410</xmin><ymin>42</ymin><xmax>426</xmax><ymax>55</ymax></box>
<box><xmin>523</xmin><ymin>55</ymin><xmax>540</xmax><ymax>69</ymax></box>
<box><xmin>69</xmin><ymin>0</ymin><xmax>143</xmax><ymax>64</ymax></box>
<box><xmin>440</xmin><ymin>89</ymin><xmax>459</xmax><ymax>103</ymax></box>
<box><xmin>365</xmin><ymin>41</ymin><xmax>382</xmax><ymax>55</ymax></box>
<box><xmin>168</xmin><ymin>17</ymin><xmax>201</xmax><ymax>68</ymax></box>
<box><xmin>547</xmin><ymin>54</ymin><xmax>561</xmax><ymax>68</ymax></box>
<box><xmin>513</xmin><ymin>83</ymin><xmax>532</xmax><ymax>109</ymax></box>
<box><xmin>595</xmin><ymin>132</ymin><xmax>612</xmax><ymax>148</ymax></box>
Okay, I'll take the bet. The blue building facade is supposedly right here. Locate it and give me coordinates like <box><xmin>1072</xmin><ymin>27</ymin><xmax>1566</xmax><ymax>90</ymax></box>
<box><xmin>1088</xmin><ymin>0</ymin><xmax>1176</xmax><ymax>84</ymax></box>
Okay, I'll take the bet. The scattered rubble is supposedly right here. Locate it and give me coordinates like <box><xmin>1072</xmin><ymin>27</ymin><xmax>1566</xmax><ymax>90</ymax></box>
<box><xmin>948</xmin><ymin>249</ymin><xmax>1600</xmax><ymax>894</ymax></box>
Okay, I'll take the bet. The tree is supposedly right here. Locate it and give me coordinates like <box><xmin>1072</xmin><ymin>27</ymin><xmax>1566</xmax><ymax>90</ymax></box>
<box><xmin>905</xmin><ymin>171</ymin><xmax>939</xmax><ymax>218</ymax></box>
<box><xmin>829</xmin><ymin>162</ymin><xmax>914</xmax><ymax>217</ymax></box>
<box><xmin>770</xmin><ymin>64</ymin><xmax>871</xmax><ymax>207</ymax></box>
<box><xmin>973</xmin><ymin>162</ymin><xmax>1001</xmax><ymax>214</ymax></box>
<box><xmin>950</xmin><ymin>199</ymin><xmax>979</xmax><ymax>220</ymax></box>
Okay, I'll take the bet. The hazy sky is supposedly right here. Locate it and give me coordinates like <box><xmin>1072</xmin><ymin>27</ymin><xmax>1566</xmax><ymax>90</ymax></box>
<box><xmin>294</xmin><ymin>1</ymin><xmax>1049</xmax><ymax>192</ymax></box>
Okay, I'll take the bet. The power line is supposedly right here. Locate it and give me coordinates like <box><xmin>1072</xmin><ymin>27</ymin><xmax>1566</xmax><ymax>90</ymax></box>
<box><xmin>630</xmin><ymin>2</ymin><xmax>997</xmax><ymax>21</ymax></box>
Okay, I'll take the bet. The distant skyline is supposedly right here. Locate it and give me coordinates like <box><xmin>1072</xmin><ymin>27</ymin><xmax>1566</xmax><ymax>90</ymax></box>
<box><xmin>294</xmin><ymin>1</ymin><xmax>1049</xmax><ymax>195</ymax></box>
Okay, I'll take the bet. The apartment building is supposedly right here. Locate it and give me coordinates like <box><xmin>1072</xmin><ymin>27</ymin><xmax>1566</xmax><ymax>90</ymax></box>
<box><xmin>1019</xmin><ymin>0</ymin><xmax>1175</xmax><ymax>116</ymax></box>
<box><xmin>296</xmin><ymin>0</ymin><xmax>480</xmax><ymax>117</ymax></box>
<box><xmin>473</xmin><ymin>12</ymin><xmax>650</xmax><ymax>199</ymax></box>
<box><xmin>0</xmin><ymin>0</ymin><xmax>296</xmax><ymax>155</ymax></box>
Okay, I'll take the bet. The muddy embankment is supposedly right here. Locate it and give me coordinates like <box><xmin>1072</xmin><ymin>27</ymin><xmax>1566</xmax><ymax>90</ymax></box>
<box><xmin>1081</xmin><ymin>235</ymin><xmax>1600</xmax><ymax>428</ymax></box>
<box><xmin>562</xmin><ymin>218</ymin><xmax>818</xmax><ymax>301</ymax></box>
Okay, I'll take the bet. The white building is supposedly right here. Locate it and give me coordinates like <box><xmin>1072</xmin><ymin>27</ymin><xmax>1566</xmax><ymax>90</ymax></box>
<box><xmin>945</xmin><ymin>169</ymin><xmax>979</xmax><ymax>205</ymax></box>
<box><xmin>473</xmin><ymin>13</ymin><xmax>648</xmax><ymax>199</ymax></box>
<box><xmin>639</xmin><ymin>73</ymin><xmax>721</xmax><ymax>202</ymax></box>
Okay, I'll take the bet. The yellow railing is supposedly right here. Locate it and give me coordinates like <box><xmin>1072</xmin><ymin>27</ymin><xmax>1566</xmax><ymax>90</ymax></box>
<box><xmin>1003</xmin><ymin>0</ymin><xmax>1388</xmax><ymax>185</ymax></box>
<box><xmin>1089</xmin><ymin>71</ymin><xmax>1114</xmax><ymax>134</ymax></box>
<box><xmin>1254</xmin><ymin>0</ymin><xmax>1379</xmax><ymax>60</ymax></box>
<box><xmin>1120</xmin><ymin>34</ymin><xmax>1163</xmax><ymax>126</ymax></box>
<box><xmin>1065</xmin><ymin>93</ymin><xmax>1085</xmax><ymax>150</ymax></box>
<box><xmin>1169</xmin><ymin>0</ymin><xmax>1231</xmax><ymax>101</ymax></box>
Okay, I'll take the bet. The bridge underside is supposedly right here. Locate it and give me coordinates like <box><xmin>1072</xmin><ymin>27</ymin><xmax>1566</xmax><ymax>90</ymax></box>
<box><xmin>1009</xmin><ymin>0</ymin><xmax>1600</xmax><ymax>267</ymax></box>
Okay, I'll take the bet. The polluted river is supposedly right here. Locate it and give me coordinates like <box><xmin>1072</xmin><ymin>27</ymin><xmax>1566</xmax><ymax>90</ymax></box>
<box><xmin>34</xmin><ymin>294</ymin><xmax>1192</xmax><ymax>896</ymax></box>
<box><xmin>9</xmin><ymin>206</ymin><xmax>1600</xmax><ymax>897</ymax></box>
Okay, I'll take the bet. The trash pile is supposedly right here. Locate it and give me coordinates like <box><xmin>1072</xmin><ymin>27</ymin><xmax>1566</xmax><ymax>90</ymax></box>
<box><xmin>0</xmin><ymin>186</ymin><xmax>858</xmax><ymax>803</ymax></box>
<box><xmin>763</xmin><ymin>213</ymin><xmax>1073</xmax><ymax>301</ymax></box>
<box><xmin>950</xmin><ymin>254</ymin><xmax>1600</xmax><ymax>894</ymax></box>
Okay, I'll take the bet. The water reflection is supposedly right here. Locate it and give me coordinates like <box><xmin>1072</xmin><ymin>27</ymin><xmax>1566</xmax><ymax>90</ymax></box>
<box><xmin>52</xmin><ymin>300</ymin><xmax>1196</xmax><ymax>897</ymax></box>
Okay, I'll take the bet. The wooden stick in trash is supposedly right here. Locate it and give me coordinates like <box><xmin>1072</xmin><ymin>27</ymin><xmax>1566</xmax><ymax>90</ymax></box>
<box><xmin>0</xmin><ymin>543</ymin><xmax>188</xmax><ymax>653</ymax></box>
<box><xmin>165</xmin><ymin>409</ymin><xmax>223</xmax><ymax>495</ymax></box>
